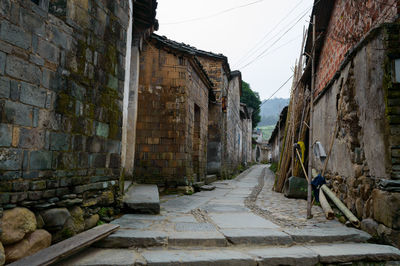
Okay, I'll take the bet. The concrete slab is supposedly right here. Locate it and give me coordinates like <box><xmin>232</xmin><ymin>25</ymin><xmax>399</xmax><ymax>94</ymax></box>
<box><xmin>116</xmin><ymin>214</ymin><xmax>165</xmax><ymax>221</ymax></box>
<box><xmin>175</xmin><ymin>222</ymin><xmax>217</xmax><ymax>232</ymax></box>
<box><xmin>168</xmin><ymin>215</ymin><xmax>198</xmax><ymax>223</ymax></box>
<box><xmin>308</xmin><ymin>243</ymin><xmax>400</xmax><ymax>263</ymax></box>
<box><xmin>209</xmin><ymin>212</ymin><xmax>280</xmax><ymax>229</ymax></box>
<box><xmin>168</xmin><ymin>231</ymin><xmax>227</xmax><ymax>247</ymax></box>
<box><xmin>58</xmin><ymin>248</ymin><xmax>144</xmax><ymax>266</ymax></box>
<box><xmin>95</xmin><ymin>229</ymin><xmax>167</xmax><ymax>248</ymax></box>
<box><xmin>110</xmin><ymin>217</ymin><xmax>153</xmax><ymax>229</ymax></box>
<box><xmin>124</xmin><ymin>184</ymin><xmax>160</xmax><ymax>214</ymax></box>
<box><xmin>248</xmin><ymin>246</ymin><xmax>319</xmax><ymax>266</ymax></box>
<box><xmin>201</xmin><ymin>204</ymin><xmax>249</xmax><ymax>213</ymax></box>
<box><xmin>284</xmin><ymin>227</ymin><xmax>371</xmax><ymax>243</ymax></box>
<box><xmin>161</xmin><ymin>195</ymin><xmax>209</xmax><ymax>213</ymax></box>
<box><xmin>220</xmin><ymin>228</ymin><xmax>292</xmax><ymax>245</ymax></box>
<box><xmin>141</xmin><ymin>249</ymin><xmax>257</xmax><ymax>266</ymax></box>
<box><xmin>200</xmin><ymin>185</ymin><xmax>216</xmax><ymax>191</ymax></box>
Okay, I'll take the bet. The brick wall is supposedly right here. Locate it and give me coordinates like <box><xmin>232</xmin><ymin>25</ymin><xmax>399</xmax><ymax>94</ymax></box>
<box><xmin>197</xmin><ymin>57</ymin><xmax>231</xmax><ymax>176</ymax></box>
<box><xmin>135</xmin><ymin>42</ymin><xmax>209</xmax><ymax>186</ymax></box>
<box><xmin>0</xmin><ymin>0</ymin><xmax>128</xmax><ymax>210</ymax></box>
<box><xmin>316</xmin><ymin>0</ymin><xmax>398</xmax><ymax>94</ymax></box>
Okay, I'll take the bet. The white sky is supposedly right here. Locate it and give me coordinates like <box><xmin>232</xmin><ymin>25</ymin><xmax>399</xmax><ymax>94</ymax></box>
<box><xmin>155</xmin><ymin>0</ymin><xmax>314</xmax><ymax>100</ymax></box>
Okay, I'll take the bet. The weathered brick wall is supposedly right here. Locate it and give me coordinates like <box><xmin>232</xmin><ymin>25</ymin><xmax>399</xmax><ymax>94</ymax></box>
<box><xmin>197</xmin><ymin>57</ymin><xmax>231</xmax><ymax>176</ymax></box>
<box><xmin>135</xmin><ymin>42</ymin><xmax>209</xmax><ymax>186</ymax></box>
<box><xmin>226</xmin><ymin>75</ymin><xmax>242</xmax><ymax>172</ymax></box>
<box><xmin>313</xmin><ymin>23</ymin><xmax>400</xmax><ymax>248</ymax></box>
<box><xmin>0</xmin><ymin>0</ymin><xmax>128</xmax><ymax>214</ymax></box>
<box><xmin>187</xmin><ymin>63</ymin><xmax>209</xmax><ymax>182</ymax></box>
<box><xmin>316</xmin><ymin>0</ymin><xmax>398</xmax><ymax>94</ymax></box>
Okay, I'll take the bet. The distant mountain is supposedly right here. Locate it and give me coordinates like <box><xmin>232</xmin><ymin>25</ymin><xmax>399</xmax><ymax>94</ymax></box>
<box><xmin>258</xmin><ymin>98</ymin><xmax>289</xmax><ymax>126</ymax></box>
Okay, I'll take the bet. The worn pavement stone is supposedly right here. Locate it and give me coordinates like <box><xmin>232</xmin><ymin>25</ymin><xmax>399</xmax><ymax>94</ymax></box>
<box><xmin>96</xmin><ymin>229</ymin><xmax>168</xmax><ymax>248</ymax></box>
<box><xmin>123</xmin><ymin>185</ymin><xmax>160</xmax><ymax>214</ymax></box>
<box><xmin>308</xmin><ymin>243</ymin><xmax>400</xmax><ymax>263</ymax></box>
<box><xmin>209</xmin><ymin>212</ymin><xmax>280</xmax><ymax>229</ymax></box>
<box><xmin>168</xmin><ymin>231</ymin><xmax>227</xmax><ymax>247</ymax></box>
<box><xmin>221</xmin><ymin>228</ymin><xmax>292</xmax><ymax>245</ymax></box>
<box><xmin>141</xmin><ymin>249</ymin><xmax>257</xmax><ymax>266</ymax></box>
<box><xmin>248</xmin><ymin>246</ymin><xmax>319</xmax><ymax>266</ymax></box>
<box><xmin>284</xmin><ymin>227</ymin><xmax>371</xmax><ymax>243</ymax></box>
<box><xmin>58</xmin><ymin>248</ymin><xmax>145</xmax><ymax>266</ymax></box>
<box><xmin>175</xmin><ymin>223</ymin><xmax>217</xmax><ymax>232</ymax></box>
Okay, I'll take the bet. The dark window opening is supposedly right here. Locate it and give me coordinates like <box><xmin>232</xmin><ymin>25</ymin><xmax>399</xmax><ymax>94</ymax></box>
<box><xmin>31</xmin><ymin>0</ymin><xmax>40</xmax><ymax>5</ymax></box>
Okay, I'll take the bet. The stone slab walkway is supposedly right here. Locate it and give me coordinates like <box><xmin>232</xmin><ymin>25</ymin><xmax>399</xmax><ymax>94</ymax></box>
<box><xmin>60</xmin><ymin>165</ymin><xmax>400</xmax><ymax>265</ymax></box>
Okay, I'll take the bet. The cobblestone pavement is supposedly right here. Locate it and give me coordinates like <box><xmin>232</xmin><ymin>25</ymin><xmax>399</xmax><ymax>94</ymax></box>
<box><xmin>60</xmin><ymin>165</ymin><xmax>400</xmax><ymax>265</ymax></box>
<box><xmin>255</xmin><ymin>166</ymin><xmax>344</xmax><ymax>229</ymax></box>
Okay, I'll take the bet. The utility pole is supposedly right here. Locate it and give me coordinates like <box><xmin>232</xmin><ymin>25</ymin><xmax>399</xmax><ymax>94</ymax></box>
<box><xmin>307</xmin><ymin>15</ymin><xmax>316</xmax><ymax>219</ymax></box>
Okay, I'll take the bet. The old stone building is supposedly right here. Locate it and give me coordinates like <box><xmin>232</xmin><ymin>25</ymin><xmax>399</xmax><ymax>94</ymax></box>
<box><xmin>197</xmin><ymin>53</ymin><xmax>229</xmax><ymax>177</ymax></box>
<box><xmin>198</xmin><ymin>51</ymin><xmax>247</xmax><ymax>177</ymax></box>
<box><xmin>0</xmin><ymin>0</ymin><xmax>157</xmax><ymax>263</ymax></box>
<box><xmin>133</xmin><ymin>34</ymin><xmax>214</xmax><ymax>187</ymax></box>
<box><xmin>226</xmin><ymin>70</ymin><xmax>243</xmax><ymax>172</ymax></box>
<box><xmin>240</xmin><ymin>103</ymin><xmax>252</xmax><ymax>165</ymax></box>
<box><xmin>301</xmin><ymin>0</ymin><xmax>400</xmax><ymax>247</ymax></box>
<box><xmin>269</xmin><ymin>106</ymin><xmax>288</xmax><ymax>163</ymax></box>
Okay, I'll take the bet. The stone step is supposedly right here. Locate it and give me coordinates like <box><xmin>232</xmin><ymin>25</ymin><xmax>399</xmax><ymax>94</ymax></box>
<box><xmin>205</xmin><ymin>174</ymin><xmax>218</xmax><ymax>184</ymax></box>
<box><xmin>94</xmin><ymin>226</ymin><xmax>372</xmax><ymax>249</ymax></box>
<box><xmin>283</xmin><ymin>227</ymin><xmax>371</xmax><ymax>244</ymax></box>
<box><xmin>60</xmin><ymin>243</ymin><xmax>400</xmax><ymax>266</ymax></box>
<box><xmin>95</xmin><ymin>229</ymin><xmax>227</xmax><ymax>248</ymax></box>
<box><xmin>123</xmin><ymin>184</ymin><xmax>160</xmax><ymax>214</ymax></box>
<box><xmin>95</xmin><ymin>229</ymin><xmax>168</xmax><ymax>248</ymax></box>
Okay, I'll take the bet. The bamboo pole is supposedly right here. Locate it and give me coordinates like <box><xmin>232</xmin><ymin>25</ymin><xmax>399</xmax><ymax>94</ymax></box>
<box><xmin>307</xmin><ymin>15</ymin><xmax>316</xmax><ymax>219</ymax></box>
<box><xmin>321</xmin><ymin>184</ymin><xmax>360</xmax><ymax>227</ymax></box>
<box><xmin>296</xmin><ymin>149</ymin><xmax>310</xmax><ymax>182</ymax></box>
<box><xmin>319</xmin><ymin>188</ymin><xmax>334</xmax><ymax>220</ymax></box>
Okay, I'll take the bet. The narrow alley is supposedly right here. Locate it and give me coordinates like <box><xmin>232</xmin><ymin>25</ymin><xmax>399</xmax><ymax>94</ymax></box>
<box><xmin>57</xmin><ymin>165</ymin><xmax>400</xmax><ymax>265</ymax></box>
<box><xmin>2</xmin><ymin>0</ymin><xmax>400</xmax><ymax>265</ymax></box>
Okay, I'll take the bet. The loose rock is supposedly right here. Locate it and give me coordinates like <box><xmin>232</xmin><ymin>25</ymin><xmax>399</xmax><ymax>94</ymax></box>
<box><xmin>0</xmin><ymin>242</ymin><xmax>5</xmax><ymax>266</ymax></box>
<box><xmin>4</xmin><ymin>229</ymin><xmax>51</xmax><ymax>264</ymax></box>
<box><xmin>84</xmin><ymin>214</ymin><xmax>100</xmax><ymax>230</ymax></box>
<box><xmin>0</xmin><ymin>207</ymin><xmax>36</xmax><ymax>245</ymax></box>
<box><xmin>41</xmin><ymin>208</ymin><xmax>71</xmax><ymax>231</ymax></box>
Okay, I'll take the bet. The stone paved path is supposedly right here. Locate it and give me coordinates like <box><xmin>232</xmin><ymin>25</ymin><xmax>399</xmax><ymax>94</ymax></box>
<box><xmin>59</xmin><ymin>165</ymin><xmax>400</xmax><ymax>265</ymax></box>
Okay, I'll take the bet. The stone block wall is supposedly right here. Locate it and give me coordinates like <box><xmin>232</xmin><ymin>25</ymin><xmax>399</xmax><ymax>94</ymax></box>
<box><xmin>315</xmin><ymin>0</ymin><xmax>398</xmax><ymax>94</ymax></box>
<box><xmin>0</xmin><ymin>0</ymin><xmax>129</xmax><ymax>219</ymax></box>
<box><xmin>313</xmin><ymin>24</ymin><xmax>400</xmax><ymax>248</ymax></box>
<box><xmin>135</xmin><ymin>42</ymin><xmax>209</xmax><ymax>186</ymax></box>
<box><xmin>226</xmin><ymin>75</ymin><xmax>242</xmax><ymax>172</ymax></box>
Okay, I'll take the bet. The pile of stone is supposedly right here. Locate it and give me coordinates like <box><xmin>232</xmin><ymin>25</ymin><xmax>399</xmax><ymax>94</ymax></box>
<box><xmin>0</xmin><ymin>206</ymin><xmax>100</xmax><ymax>265</ymax></box>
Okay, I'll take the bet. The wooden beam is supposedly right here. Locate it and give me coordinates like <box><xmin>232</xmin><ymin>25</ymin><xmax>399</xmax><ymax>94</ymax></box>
<box><xmin>9</xmin><ymin>224</ymin><xmax>120</xmax><ymax>266</ymax></box>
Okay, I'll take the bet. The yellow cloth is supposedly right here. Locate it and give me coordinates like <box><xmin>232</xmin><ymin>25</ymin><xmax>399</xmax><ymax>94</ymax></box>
<box><xmin>297</xmin><ymin>141</ymin><xmax>305</xmax><ymax>163</ymax></box>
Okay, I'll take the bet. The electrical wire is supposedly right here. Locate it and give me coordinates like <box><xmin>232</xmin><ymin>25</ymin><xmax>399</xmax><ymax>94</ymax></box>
<box><xmin>233</xmin><ymin>0</ymin><xmax>306</xmax><ymax>67</ymax></box>
<box><xmin>237</xmin><ymin>6</ymin><xmax>313</xmax><ymax>70</ymax></box>
<box><xmin>162</xmin><ymin>0</ymin><xmax>265</xmax><ymax>25</ymax></box>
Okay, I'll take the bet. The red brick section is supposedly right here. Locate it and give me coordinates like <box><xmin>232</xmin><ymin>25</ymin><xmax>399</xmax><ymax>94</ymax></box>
<box><xmin>316</xmin><ymin>0</ymin><xmax>398</xmax><ymax>95</ymax></box>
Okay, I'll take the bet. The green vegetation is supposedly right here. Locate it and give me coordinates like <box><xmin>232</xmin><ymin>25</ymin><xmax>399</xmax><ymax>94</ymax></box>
<box><xmin>269</xmin><ymin>162</ymin><xmax>278</xmax><ymax>173</ymax></box>
<box><xmin>257</xmin><ymin>125</ymin><xmax>275</xmax><ymax>141</ymax></box>
<box><xmin>240</xmin><ymin>81</ymin><xmax>261</xmax><ymax>129</ymax></box>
